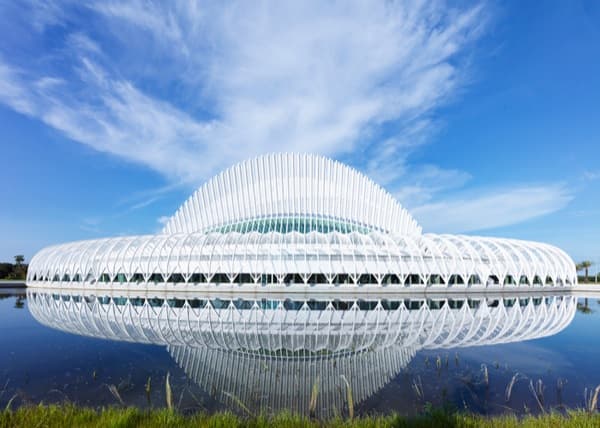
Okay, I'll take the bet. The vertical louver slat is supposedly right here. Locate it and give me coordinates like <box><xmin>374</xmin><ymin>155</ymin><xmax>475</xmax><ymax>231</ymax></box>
<box><xmin>161</xmin><ymin>153</ymin><xmax>422</xmax><ymax>237</ymax></box>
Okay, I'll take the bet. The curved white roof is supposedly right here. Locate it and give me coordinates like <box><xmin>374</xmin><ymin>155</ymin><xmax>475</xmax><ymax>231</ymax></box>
<box><xmin>29</xmin><ymin>290</ymin><xmax>576</xmax><ymax>418</ymax></box>
<box><xmin>162</xmin><ymin>153</ymin><xmax>422</xmax><ymax>236</ymax></box>
<box><xmin>26</xmin><ymin>152</ymin><xmax>577</xmax><ymax>291</ymax></box>
<box><xmin>28</xmin><ymin>291</ymin><xmax>577</xmax><ymax>353</ymax></box>
<box><xmin>26</xmin><ymin>231</ymin><xmax>577</xmax><ymax>288</ymax></box>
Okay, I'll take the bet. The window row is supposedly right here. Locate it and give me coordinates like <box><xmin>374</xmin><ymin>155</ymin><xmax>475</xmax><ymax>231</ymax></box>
<box><xmin>37</xmin><ymin>293</ymin><xmax>554</xmax><ymax>311</ymax></box>
<box><xmin>31</xmin><ymin>272</ymin><xmax>572</xmax><ymax>286</ymax></box>
<box><xmin>208</xmin><ymin>216</ymin><xmax>375</xmax><ymax>235</ymax></box>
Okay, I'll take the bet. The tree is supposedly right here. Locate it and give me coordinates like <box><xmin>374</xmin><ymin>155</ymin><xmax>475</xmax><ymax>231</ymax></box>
<box><xmin>577</xmin><ymin>300</ymin><xmax>593</xmax><ymax>314</ymax></box>
<box><xmin>576</xmin><ymin>261</ymin><xmax>593</xmax><ymax>283</ymax></box>
<box><xmin>0</xmin><ymin>263</ymin><xmax>12</xmax><ymax>279</ymax></box>
<box><xmin>14</xmin><ymin>296</ymin><xmax>25</xmax><ymax>309</ymax></box>
<box><xmin>5</xmin><ymin>255</ymin><xmax>27</xmax><ymax>280</ymax></box>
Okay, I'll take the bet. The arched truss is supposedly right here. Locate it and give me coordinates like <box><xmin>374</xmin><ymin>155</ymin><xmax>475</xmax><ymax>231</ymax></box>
<box><xmin>162</xmin><ymin>153</ymin><xmax>421</xmax><ymax>237</ymax></box>
<box><xmin>169</xmin><ymin>344</ymin><xmax>415</xmax><ymax>419</ymax></box>
<box><xmin>28</xmin><ymin>292</ymin><xmax>577</xmax><ymax>353</ymax></box>
<box><xmin>27</xmin><ymin>232</ymin><xmax>577</xmax><ymax>288</ymax></box>
<box><xmin>28</xmin><ymin>291</ymin><xmax>576</xmax><ymax>417</ymax></box>
<box><xmin>26</xmin><ymin>152</ymin><xmax>577</xmax><ymax>290</ymax></box>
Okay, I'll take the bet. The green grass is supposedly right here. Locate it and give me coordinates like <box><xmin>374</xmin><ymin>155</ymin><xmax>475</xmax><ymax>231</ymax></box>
<box><xmin>1</xmin><ymin>405</ymin><xmax>600</xmax><ymax>428</ymax></box>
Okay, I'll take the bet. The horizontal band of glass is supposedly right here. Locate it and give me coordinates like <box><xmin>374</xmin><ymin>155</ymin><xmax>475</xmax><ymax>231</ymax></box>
<box><xmin>206</xmin><ymin>216</ymin><xmax>377</xmax><ymax>235</ymax></box>
<box><xmin>38</xmin><ymin>293</ymin><xmax>553</xmax><ymax>311</ymax></box>
<box><xmin>33</xmin><ymin>272</ymin><xmax>562</xmax><ymax>286</ymax></box>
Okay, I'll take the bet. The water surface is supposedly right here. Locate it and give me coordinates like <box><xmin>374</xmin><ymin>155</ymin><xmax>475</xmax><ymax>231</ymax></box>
<box><xmin>1</xmin><ymin>288</ymin><xmax>599</xmax><ymax>417</ymax></box>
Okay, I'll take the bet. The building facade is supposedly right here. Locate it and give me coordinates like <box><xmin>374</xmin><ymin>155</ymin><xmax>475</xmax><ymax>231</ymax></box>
<box><xmin>28</xmin><ymin>290</ymin><xmax>577</xmax><ymax>417</ymax></box>
<box><xmin>26</xmin><ymin>153</ymin><xmax>576</xmax><ymax>291</ymax></box>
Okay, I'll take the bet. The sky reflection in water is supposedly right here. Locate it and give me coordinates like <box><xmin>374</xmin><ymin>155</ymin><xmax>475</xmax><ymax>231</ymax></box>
<box><xmin>1</xmin><ymin>289</ymin><xmax>600</xmax><ymax>418</ymax></box>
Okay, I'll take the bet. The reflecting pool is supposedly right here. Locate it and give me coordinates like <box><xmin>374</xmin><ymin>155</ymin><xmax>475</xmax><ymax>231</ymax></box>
<box><xmin>1</xmin><ymin>288</ymin><xmax>600</xmax><ymax>417</ymax></box>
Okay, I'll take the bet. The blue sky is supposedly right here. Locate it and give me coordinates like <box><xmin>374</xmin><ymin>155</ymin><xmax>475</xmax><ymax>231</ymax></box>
<box><xmin>0</xmin><ymin>1</ymin><xmax>599</xmax><ymax>269</ymax></box>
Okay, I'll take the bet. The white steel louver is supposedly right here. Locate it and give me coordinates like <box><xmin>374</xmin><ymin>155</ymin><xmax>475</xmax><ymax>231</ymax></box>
<box><xmin>26</xmin><ymin>153</ymin><xmax>577</xmax><ymax>290</ymax></box>
<box><xmin>162</xmin><ymin>153</ymin><xmax>422</xmax><ymax>237</ymax></box>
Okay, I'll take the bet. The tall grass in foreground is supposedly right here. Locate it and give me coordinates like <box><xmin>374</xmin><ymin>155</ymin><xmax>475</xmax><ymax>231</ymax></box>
<box><xmin>165</xmin><ymin>372</ymin><xmax>173</xmax><ymax>410</ymax></box>
<box><xmin>2</xmin><ymin>405</ymin><xmax>600</xmax><ymax>428</ymax></box>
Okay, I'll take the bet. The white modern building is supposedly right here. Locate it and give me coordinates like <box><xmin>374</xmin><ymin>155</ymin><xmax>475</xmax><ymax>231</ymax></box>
<box><xmin>28</xmin><ymin>290</ymin><xmax>577</xmax><ymax>417</ymax></box>
<box><xmin>26</xmin><ymin>153</ymin><xmax>576</xmax><ymax>291</ymax></box>
<box><xmin>28</xmin><ymin>292</ymin><xmax>577</xmax><ymax>353</ymax></box>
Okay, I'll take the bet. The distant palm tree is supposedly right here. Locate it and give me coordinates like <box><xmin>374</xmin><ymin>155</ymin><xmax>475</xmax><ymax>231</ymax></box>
<box><xmin>576</xmin><ymin>260</ymin><xmax>593</xmax><ymax>283</ymax></box>
<box><xmin>14</xmin><ymin>255</ymin><xmax>24</xmax><ymax>267</ymax></box>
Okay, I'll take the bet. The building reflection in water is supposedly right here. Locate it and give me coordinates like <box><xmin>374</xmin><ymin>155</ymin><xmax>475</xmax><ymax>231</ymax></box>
<box><xmin>28</xmin><ymin>290</ymin><xmax>577</xmax><ymax>417</ymax></box>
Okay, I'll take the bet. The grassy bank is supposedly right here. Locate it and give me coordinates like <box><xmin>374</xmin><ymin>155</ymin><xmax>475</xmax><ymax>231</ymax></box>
<box><xmin>1</xmin><ymin>405</ymin><xmax>600</xmax><ymax>428</ymax></box>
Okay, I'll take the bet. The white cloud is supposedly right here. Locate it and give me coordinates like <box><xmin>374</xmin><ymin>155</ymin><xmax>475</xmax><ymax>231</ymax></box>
<box><xmin>79</xmin><ymin>217</ymin><xmax>102</xmax><ymax>234</ymax></box>
<box><xmin>0</xmin><ymin>0</ymin><xmax>485</xmax><ymax>185</ymax></box>
<box><xmin>412</xmin><ymin>185</ymin><xmax>573</xmax><ymax>233</ymax></box>
<box><xmin>22</xmin><ymin>0</ymin><xmax>68</xmax><ymax>32</ymax></box>
<box><xmin>0</xmin><ymin>63</ymin><xmax>36</xmax><ymax>115</ymax></box>
<box><xmin>1</xmin><ymin>1</ymin><xmax>573</xmax><ymax>232</ymax></box>
<box><xmin>0</xmin><ymin>59</ymin><xmax>217</xmax><ymax>182</ymax></box>
<box><xmin>156</xmin><ymin>215</ymin><xmax>171</xmax><ymax>233</ymax></box>
<box><xmin>66</xmin><ymin>33</ymin><xmax>101</xmax><ymax>54</ymax></box>
<box><xmin>394</xmin><ymin>165</ymin><xmax>472</xmax><ymax>208</ymax></box>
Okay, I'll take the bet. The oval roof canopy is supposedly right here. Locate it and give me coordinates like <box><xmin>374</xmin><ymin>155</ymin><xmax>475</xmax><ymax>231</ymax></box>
<box><xmin>162</xmin><ymin>153</ymin><xmax>422</xmax><ymax>237</ymax></box>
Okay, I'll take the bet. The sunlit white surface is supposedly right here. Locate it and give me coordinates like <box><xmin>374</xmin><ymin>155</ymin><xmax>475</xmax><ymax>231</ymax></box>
<box><xmin>28</xmin><ymin>290</ymin><xmax>577</xmax><ymax>417</ymax></box>
<box><xmin>26</xmin><ymin>153</ymin><xmax>577</xmax><ymax>290</ymax></box>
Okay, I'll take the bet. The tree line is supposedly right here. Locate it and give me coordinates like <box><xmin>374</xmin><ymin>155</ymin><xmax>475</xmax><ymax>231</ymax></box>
<box><xmin>0</xmin><ymin>255</ymin><xmax>27</xmax><ymax>280</ymax></box>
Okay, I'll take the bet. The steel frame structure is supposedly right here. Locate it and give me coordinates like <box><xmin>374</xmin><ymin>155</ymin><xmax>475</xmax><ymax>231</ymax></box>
<box><xmin>26</xmin><ymin>153</ymin><xmax>577</xmax><ymax>291</ymax></box>
<box><xmin>28</xmin><ymin>292</ymin><xmax>576</xmax><ymax>353</ymax></box>
<box><xmin>28</xmin><ymin>291</ymin><xmax>577</xmax><ymax>417</ymax></box>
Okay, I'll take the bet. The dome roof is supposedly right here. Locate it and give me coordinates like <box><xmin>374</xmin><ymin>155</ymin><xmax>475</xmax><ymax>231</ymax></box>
<box><xmin>162</xmin><ymin>153</ymin><xmax>421</xmax><ymax>236</ymax></box>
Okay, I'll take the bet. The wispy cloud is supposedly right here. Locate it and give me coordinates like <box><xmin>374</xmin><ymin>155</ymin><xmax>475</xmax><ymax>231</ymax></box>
<box><xmin>0</xmin><ymin>0</ymin><xmax>485</xmax><ymax>185</ymax></box>
<box><xmin>79</xmin><ymin>217</ymin><xmax>102</xmax><ymax>234</ymax></box>
<box><xmin>66</xmin><ymin>32</ymin><xmax>101</xmax><ymax>55</ymax></box>
<box><xmin>583</xmin><ymin>170</ymin><xmax>600</xmax><ymax>181</ymax></box>
<box><xmin>0</xmin><ymin>1</ymin><xmax>573</xmax><ymax>232</ymax></box>
<box><xmin>413</xmin><ymin>185</ymin><xmax>573</xmax><ymax>233</ymax></box>
<box><xmin>394</xmin><ymin>165</ymin><xmax>472</xmax><ymax>208</ymax></box>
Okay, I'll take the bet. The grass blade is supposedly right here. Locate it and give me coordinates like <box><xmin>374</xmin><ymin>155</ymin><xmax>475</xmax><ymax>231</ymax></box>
<box><xmin>223</xmin><ymin>391</ymin><xmax>254</xmax><ymax>417</ymax></box>
<box><xmin>309</xmin><ymin>376</ymin><xmax>320</xmax><ymax>417</ymax></box>
<box><xmin>481</xmin><ymin>364</ymin><xmax>489</xmax><ymax>387</ymax></box>
<box><xmin>586</xmin><ymin>385</ymin><xmax>600</xmax><ymax>412</ymax></box>
<box><xmin>505</xmin><ymin>373</ymin><xmax>522</xmax><ymax>403</ymax></box>
<box><xmin>165</xmin><ymin>372</ymin><xmax>173</xmax><ymax>410</ymax></box>
<box><xmin>107</xmin><ymin>384</ymin><xmax>124</xmax><ymax>406</ymax></box>
<box><xmin>145</xmin><ymin>376</ymin><xmax>152</xmax><ymax>405</ymax></box>
<box><xmin>4</xmin><ymin>393</ymin><xmax>18</xmax><ymax>411</ymax></box>
<box><xmin>528</xmin><ymin>379</ymin><xmax>545</xmax><ymax>413</ymax></box>
<box><xmin>0</xmin><ymin>379</ymin><xmax>9</xmax><ymax>400</ymax></box>
<box><xmin>412</xmin><ymin>376</ymin><xmax>424</xmax><ymax>401</ymax></box>
<box><xmin>341</xmin><ymin>375</ymin><xmax>354</xmax><ymax>419</ymax></box>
